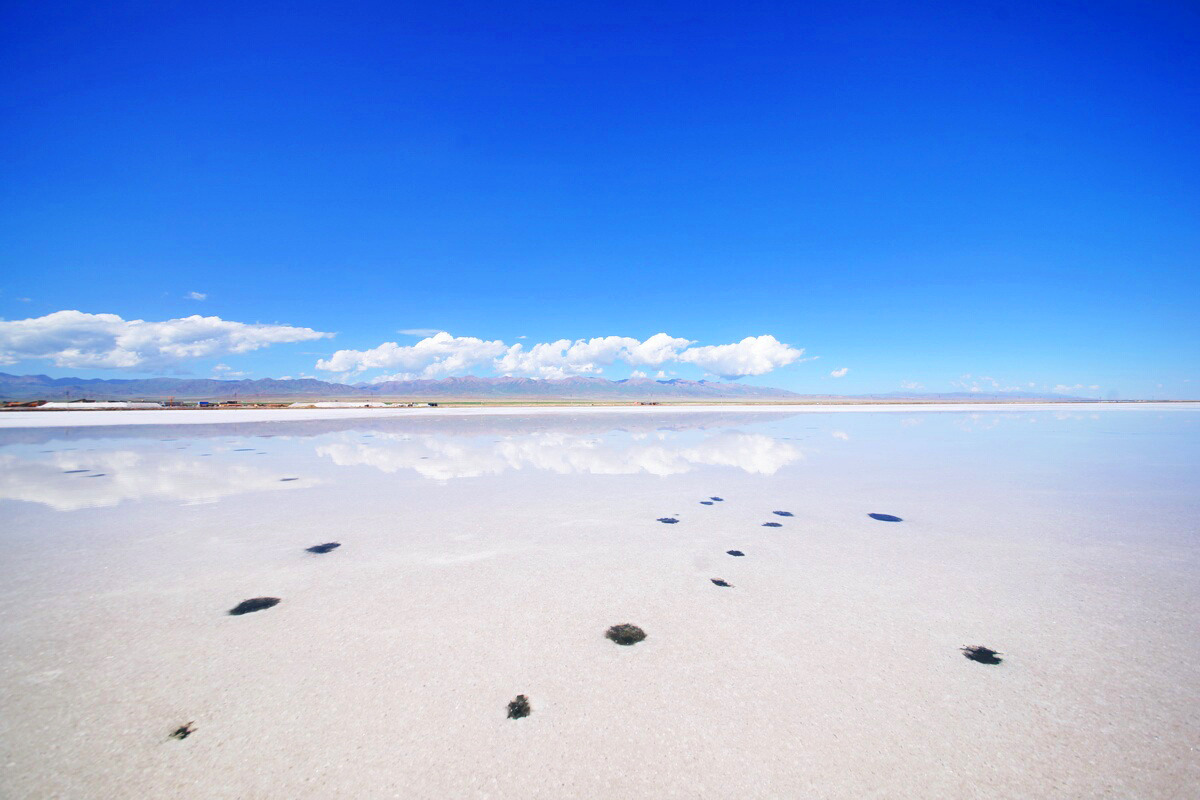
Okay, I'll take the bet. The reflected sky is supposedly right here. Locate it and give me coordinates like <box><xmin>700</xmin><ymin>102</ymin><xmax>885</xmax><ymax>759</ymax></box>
<box><xmin>0</xmin><ymin>407</ymin><xmax>1196</xmax><ymax>512</ymax></box>
<box><xmin>315</xmin><ymin>429</ymin><xmax>802</xmax><ymax>479</ymax></box>
<box><xmin>0</xmin><ymin>412</ymin><xmax>809</xmax><ymax>511</ymax></box>
<box><xmin>0</xmin><ymin>447</ymin><xmax>317</xmax><ymax>512</ymax></box>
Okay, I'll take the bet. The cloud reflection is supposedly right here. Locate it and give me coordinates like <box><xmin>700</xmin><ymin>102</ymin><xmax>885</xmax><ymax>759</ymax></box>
<box><xmin>0</xmin><ymin>450</ymin><xmax>309</xmax><ymax>511</ymax></box>
<box><xmin>316</xmin><ymin>429</ymin><xmax>802</xmax><ymax>479</ymax></box>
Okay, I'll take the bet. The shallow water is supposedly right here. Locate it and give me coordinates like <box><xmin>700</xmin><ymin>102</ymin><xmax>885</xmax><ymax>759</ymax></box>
<box><xmin>1</xmin><ymin>406</ymin><xmax>1198</xmax><ymax>798</ymax></box>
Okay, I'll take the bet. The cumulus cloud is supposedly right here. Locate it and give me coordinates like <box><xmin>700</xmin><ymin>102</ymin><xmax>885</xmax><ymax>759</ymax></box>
<box><xmin>494</xmin><ymin>334</ymin><xmax>696</xmax><ymax>379</ymax></box>
<box><xmin>677</xmin><ymin>335</ymin><xmax>807</xmax><ymax>379</ymax></box>
<box><xmin>830</xmin><ymin>367</ymin><xmax>849</xmax><ymax>378</ymax></box>
<box><xmin>0</xmin><ymin>311</ymin><xmax>331</xmax><ymax>370</ymax></box>
<box><xmin>186</xmin><ymin>291</ymin><xmax>207</xmax><ymax>301</ymax></box>
<box><xmin>1053</xmin><ymin>383</ymin><xmax>1101</xmax><ymax>394</ymax></box>
<box><xmin>397</xmin><ymin>328</ymin><xmax>443</xmax><ymax>336</ymax></box>
<box><xmin>316</xmin><ymin>332</ymin><xmax>507</xmax><ymax>378</ymax></box>
<box><xmin>316</xmin><ymin>331</ymin><xmax>808</xmax><ymax>381</ymax></box>
<box><xmin>951</xmin><ymin>373</ymin><xmax>1023</xmax><ymax>393</ymax></box>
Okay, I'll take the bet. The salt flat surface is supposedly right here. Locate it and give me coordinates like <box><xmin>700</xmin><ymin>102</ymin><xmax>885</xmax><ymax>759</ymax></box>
<box><xmin>1</xmin><ymin>407</ymin><xmax>1197</xmax><ymax>798</ymax></box>
<box><xmin>1</xmin><ymin>401</ymin><xmax>1193</xmax><ymax>428</ymax></box>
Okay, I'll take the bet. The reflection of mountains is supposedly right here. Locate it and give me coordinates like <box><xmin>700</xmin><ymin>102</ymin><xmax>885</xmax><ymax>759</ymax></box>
<box><xmin>0</xmin><ymin>450</ymin><xmax>309</xmax><ymax>511</ymax></box>
<box><xmin>317</xmin><ymin>429</ymin><xmax>803</xmax><ymax>479</ymax></box>
<box><xmin>0</xmin><ymin>410</ymin><xmax>800</xmax><ymax>447</ymax></box>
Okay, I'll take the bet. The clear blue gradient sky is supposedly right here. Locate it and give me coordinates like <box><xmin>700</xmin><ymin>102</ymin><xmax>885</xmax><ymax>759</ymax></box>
<box><xmin>1</xmin><ymin>1</ymin><xmax>1197</xmax><ymax>398</ymax></box>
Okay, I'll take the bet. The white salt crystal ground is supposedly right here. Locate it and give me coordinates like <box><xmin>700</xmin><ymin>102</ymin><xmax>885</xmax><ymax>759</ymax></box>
<box><xmin>0</xmin><ymin>405</ymin><xmax>1197</xmax><ymax>798</ymax></box>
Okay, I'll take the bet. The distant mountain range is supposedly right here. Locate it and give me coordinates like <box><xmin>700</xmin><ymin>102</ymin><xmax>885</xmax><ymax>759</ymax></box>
<box><xmin>0</xmin><ymin>372</ymin><xmax>1096</xmax><ymax>402</ymax></box>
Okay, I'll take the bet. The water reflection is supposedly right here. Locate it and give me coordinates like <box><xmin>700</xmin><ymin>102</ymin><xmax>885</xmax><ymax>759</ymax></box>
<box><xmin>316</xmin><ymin>429</ymin><xmax>802</xmax><ymax>479</ymax></box>
<box><xmin>0</xmin><ymin>412</ymin><xmax>805</xmax><ymax>510</ymax></box>
<box><xmin>0</xmin><ymin>449</ymin><xmax>312</xmax><ymax>511</ymax></box>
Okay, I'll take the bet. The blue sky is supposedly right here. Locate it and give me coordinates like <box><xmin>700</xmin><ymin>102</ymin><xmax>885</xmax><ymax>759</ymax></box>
<box><xmin>1</xmin><ymin>1</ymin><xmax>1197</xmax><ymax>398</ymax></box>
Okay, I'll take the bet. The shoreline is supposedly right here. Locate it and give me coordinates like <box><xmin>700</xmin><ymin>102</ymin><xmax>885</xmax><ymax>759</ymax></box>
<box><xmin>0</xmin><ymin>401</ymin><xmax>1196</xmax><ymax>429</ymax></box>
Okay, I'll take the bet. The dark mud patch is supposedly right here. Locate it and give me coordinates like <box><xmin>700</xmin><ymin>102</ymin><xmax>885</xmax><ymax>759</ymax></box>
<box><xmin>961</xmin><ymin>645</ymin><xmax>1003</xmax><ymax>664</ymax></box>
<box><xmin>726</xmin><ymin>550</ymin><xmax>745</xmax><ymax>557</ymax></box>
<box><xmin>606</xmin><ymin>623</ymin><xmax>647</xmax><ymax>646</ymax></box>
<box><xmin>229</xmin><ymin>597</ymin><xmax>280</xmax><ymax>615</ymax></box>
<box><xmin>711</xmin><ymin>578</ymin><xmax>733</xmax><ymax>587</ymax></box>
<box><xmin>169</xmin><ymin>722</ymin><xmax>195</xmax><ymax>740</ymax></box>
<box><xmin>762</xmin><ymin>522</ymin><xmax>782</xmax><ymax>527</ymax></box>
<box><xmin>657</xmin><ymin>517</ymin><xmax>679</xmax><ymax>524</ymax></box>
<box><xmin>772</xmin><ymin>511</ymin><xmax>793</xmax><ymax>517</ymax></box>
<box><xmin>869</xmin><ymin>513</ymin><xmax>903</xmax><ymax>522</ymax></box>
<box><xmin>306</xmin><ymin>542</ymin><xmax>340</xmax><ymax>554</ymax></box>
<box><xmin>507</xmin><ymin>695</ymin><xmax>531</xmax><ymax>719</ymax></box>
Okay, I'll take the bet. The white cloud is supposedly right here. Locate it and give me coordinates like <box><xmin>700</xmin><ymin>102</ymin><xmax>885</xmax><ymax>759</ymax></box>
<box><xmin>830</xmin><ymin>366</ymin><xmax>849</xmax><ymax>378</ymax></box>
<box><xmin>316</xmin><ymin>331</ymin><xmax>807</xmax><ymax>381</ymax></box>
<box><xmin>677</xmin><ymin>335</ymin><xmax>807</xmax><ymax>379</ymax></box>
<box><xmin>186</xmin><ymin>291</ymin><xmax>207</xmax><ymax>301</ymax></box>
<box><xmin>493</xmin><ymin>333</ymin><xmax>697</xmax><ymax>379</ymax></box>
<box><xmin>0</xmin><ymin>310</ymin><xmax>331</xmax><ymax>370</ymax></box>
<box><xmin>397</xmin><ymin>328</ymin><xmax>442</xmax><ymax>336</ymax></box>
<box><xmin>316</xmin><ymin>331</ymin><xmax>507</xmax><ymax>378</ymax></box>
<box><xmin>900</xmin><ymin>380</ymin><xmax>924</xmax><ymax>390</ymax></box>
<box><xmin>831</xmin><ymin>430</ymin><xmax>850</xmax><ymax>440</ymax></box>
<box><xmin>630</xmin><ymin>370</ymin><xmax>647</xmax><ymax>378</ymax></box>
<box><xmin>212</xmin><ymin>363</ymin><xmax>249</xmax><ymax>378</ymax></box>
<box><xmin>951</xmin><ymin>373</ymin><xmax>1023</xmax><ymax>393</ymax></box>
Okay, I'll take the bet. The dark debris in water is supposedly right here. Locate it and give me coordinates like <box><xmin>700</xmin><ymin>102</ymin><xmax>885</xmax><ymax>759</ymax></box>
<box><xmin>961</xmin><ymin>645</ymin><xmax>1003</xmax><ymax>664</ymax></box>
<box><xmin>726</xmin><ymin>550</ymin><xmax>745</xmax><ymax>557</ymax></box>
<box><xmin>869</xmin><ymin>513</ymin><xmax>903</xmax><ymax>522</ymax></box>
<box><xmin>229</xmin><ymin>597</ymin><xmax>280</xmax><ymax>615</ymax></box>
<box><xmin>306</xmin><ymin>542</ymin><xmax>340</xmax><ymax>554</ymax></box>
<box><xmin>507</xmin><ymin>695</ymin><xmax>531</xmax><ymax>719</ymax></box>
<box><xmin>772</xmin><ymin>511</ymin><xmax>793</xmax><ymax>517</ymax></box>
<box><xmin>657</xmin><ymin>517</ymin><xmax>679</xmax><ymax>524</ymax></box>
<box><xmin>606</xmin><ymin>623</ymin><xmax>647</xmax><ymax>646</ymax></box>
<box><xmin>170</xmin><ymin>722</ymin><xmax>195</xmax><ymax>740</ymax></box>
<box><xmin>762</xmin><ymin>522</ymin><xmax>782</xmax><ymax>527</ymax></box>
<box><xmin>711</xmin><ymin>578</ymin><xmax>733</xmax><ymax>587</ymax></box>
